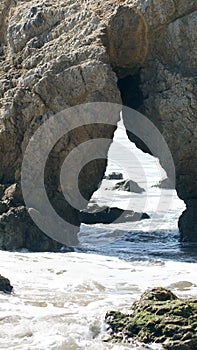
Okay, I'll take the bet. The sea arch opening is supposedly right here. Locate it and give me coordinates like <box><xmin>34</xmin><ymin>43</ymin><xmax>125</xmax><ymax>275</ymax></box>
<box><xmin>80</xmin><ymin>3</ymin><xmax>186</xmax><ymax>235</ymax></box>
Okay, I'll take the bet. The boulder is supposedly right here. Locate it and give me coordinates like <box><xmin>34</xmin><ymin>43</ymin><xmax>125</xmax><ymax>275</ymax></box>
<box><xmin>80</xmin><ymin>204</ymin><xmax>149</xmax><ymax>224</ymax></box>
<box><xmin>114</xmin><ymin>179</ymin><xmax>145</xmax><ymax>193</ymax></box>
<box><xmin>178</xmin><ymin>199</ymin><xmax>197</xmax><ymax>242</ymax></box>
<box><xmin>105</xmin><ymin>287</ymin><xmax>197</xmax><ymax>349</ymax></box>
<box><xmin>0</xmin><ymin>206</ymin><xmax>71</xmax><ymax>252</ymax></box>
<box><xmin>0</xmin><ymin>275</ymin><xmax>13</xmax><ymax>293</ymax></box>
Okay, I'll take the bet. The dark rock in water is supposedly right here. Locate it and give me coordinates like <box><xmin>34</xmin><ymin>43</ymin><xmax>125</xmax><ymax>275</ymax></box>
<box><xmin>104</xmin><ymin>172</ymin><xmax>123</xmax><ymax>180</ymax></box>
<box><xmin>0</xmin><ymin>206</ymin><xmax>69</xmax><ymax>252</ymax></box>
<box><xmin>60</xmin><ymin>246</ymin><xmax>74</xmax><ymax>253</ymax></box>
<box><xmin>113</xmin><ymin>179</ymin><xmax>145</xmax><ymax>193</ymax></box>
<box><xmin>105</xmin><ymin>287</ymin><xmax>197</xmax><ymax>349</ymax></box>
<box><xmin>79</xmin><ymin>204</ymin><xmax>149</xmax><ymax>224</ymax></box>
<box><xmin>0</xmin><ymin>275</ymin><xmax>13</xmax><ymax>293</ymax></box>
<box><xmin>179</xmin><ymin>199</ymin><xmax>197</xmax><ymax>242</ymax></box>
<box><xmin>152</xmin><ymin>178</ymin><xmax>174</xmax><ymax>189</ymax></box>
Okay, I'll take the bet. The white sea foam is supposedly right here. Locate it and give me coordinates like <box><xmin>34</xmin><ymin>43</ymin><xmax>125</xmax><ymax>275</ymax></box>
<box><xmin>0</xmin><ymin>251</ymin><xmax>196</xmax><ymax>349</ymax></box>
<box><xmin>0</xmin><ymin>118</ymin><xmax>196</xmax><ymax>349</ymax></box>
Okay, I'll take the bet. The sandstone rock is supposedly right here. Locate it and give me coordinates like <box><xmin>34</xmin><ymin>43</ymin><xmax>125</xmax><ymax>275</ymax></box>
<box><xmin>112</xmin><ymin>1</ymin><xmax>197</xmax><ymax>239</ymax></box>
<box><xmin>0</xmin><ymin>274</ymin><xmax>13</xmax><ymax>293</ymax></box>
<box><xmin>0</xmin><ymin>0</ymin><xmax>120</xmax><ymax>250</ymax></box>
<box><xmin>105</xmin><ymin>287</ymin><xmax>197</xmax><ymax>349</ymax></box>
<box><xmin>114</xmin><ymin>179</ymin><xmax>145</xmax><ymax>193</ymax></box>
<box><xmin>0</xmin><ymin>206</ymin><xmax>65</xmax><ymax>252</ymax></box>
<box><xmin>0</xmin><ymin>0</ymin><xmax>196</xmax><ymax>248</ymax></box>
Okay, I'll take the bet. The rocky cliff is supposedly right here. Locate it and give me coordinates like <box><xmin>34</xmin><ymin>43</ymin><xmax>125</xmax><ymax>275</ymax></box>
<box><xmin>0</xmin><ymin>0</ymin><xmax>196</xmax><ymax>250</ymax></box>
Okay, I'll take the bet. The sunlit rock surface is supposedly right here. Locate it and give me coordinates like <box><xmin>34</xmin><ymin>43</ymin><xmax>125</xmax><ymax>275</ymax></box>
<box><xmin>105</xmin><ymin>287</ymin><xmax>197</xmax><ymax>349</ymax></box>
<box><xmin>0</xmin><ymin>0</ymin><xmax>196</xmax><ymax>249</ymax></box>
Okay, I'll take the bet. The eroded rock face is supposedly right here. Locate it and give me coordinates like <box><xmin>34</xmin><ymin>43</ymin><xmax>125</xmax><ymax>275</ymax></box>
<box><xmin>106</xmin><ymin>0</ymin><xmax>197</xmax><ymax>241</ymax></box>
<box><xmin>0</xmin><ymin>0</ymin><xmax>121</xmax><ymax>250</ymax></box>
<box><xmin>0</xmin><ymin>0</ymin><xmax>196</xmax><ymax>248</ymax></box>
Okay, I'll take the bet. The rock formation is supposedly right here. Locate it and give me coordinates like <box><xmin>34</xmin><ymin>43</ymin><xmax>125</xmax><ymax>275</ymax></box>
<box><xmin>105</xmin><ymin>287</ymin><xmax>197</xmax><ymax>349</ymax></box>
<box><xmin>0</xmin><ymin>0</ymin><xmax>196</xmax><ymax>249</ymax></box>
<box><xmin>0</xmin><ymin>274</ymin><xmax>13</xmax><ymax>293</ymax></box>
<box><xmin>152</xmin><ymin>178</ymin><xmax>174</xmax><ymax>189</ymax></box>
<box><xmin>79</xmin><ymin>204</ymin><xmax>149</xmax><ymax>224</ymax></box>
<box><xmin>113</xmin><ymin>179</ymin><xmax>145</xmax><ymax>193</ymax></box>
<box><xmin>104</xmin><ymin>172</ymin><xmax>123</xmax><ymax>180</ymax></box>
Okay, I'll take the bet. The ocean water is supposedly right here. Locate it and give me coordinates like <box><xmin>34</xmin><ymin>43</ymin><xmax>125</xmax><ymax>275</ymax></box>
<box><xmin>0</xmin><ymin>119</ymin><xmax>196</xmax><ymax>350</ymax></box>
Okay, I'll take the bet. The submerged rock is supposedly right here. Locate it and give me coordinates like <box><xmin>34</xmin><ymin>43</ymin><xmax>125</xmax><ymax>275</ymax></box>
<box><xmin>79</xmin><ymin>204</ymin><xmax>149</xmax><ymax>224</ymax></box>
<box><xmin>105</xmin><ymin>287</ymin><xmax>197</xmax><ymax>349</ymax></box>
<box><xmin>0</xmin><ymin>275</ymin><xmax>13</xmax><ymax>293</ymax></box>
<box><xmin>113</xmin><ymin>179</ymin><xmax>145</xmax><ymax>193</ymax></box>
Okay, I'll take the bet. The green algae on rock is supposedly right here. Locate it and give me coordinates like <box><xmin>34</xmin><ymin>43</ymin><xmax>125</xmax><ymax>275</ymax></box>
<box><xmin>105</xmin><ymin>287</ymin><xmax>197</xmax><ymax>350</ymax></box>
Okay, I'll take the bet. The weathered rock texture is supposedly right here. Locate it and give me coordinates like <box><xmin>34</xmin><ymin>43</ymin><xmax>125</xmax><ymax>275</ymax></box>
<box><xmin>105</xmin><ymin>287</ymin><xmax>197</xmax><ymax>350</ymax></box>
<box><xmin>0</xmin><ymin>0</ymin><xmax>196</xmax><ymax>249</ymax></box>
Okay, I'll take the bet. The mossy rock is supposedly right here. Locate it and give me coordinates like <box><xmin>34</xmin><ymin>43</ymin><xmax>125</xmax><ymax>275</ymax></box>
<box><xmin>105</xmin><ymin>287</ymin><xmax>197</xmax><ymax>350</ymax></box>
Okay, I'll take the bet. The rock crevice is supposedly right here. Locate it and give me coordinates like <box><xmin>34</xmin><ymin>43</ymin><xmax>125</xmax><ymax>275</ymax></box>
<box><xmin>0</xmin><ymin>0</ymin><xmax>196</xmax><ymax>249</ymax></box>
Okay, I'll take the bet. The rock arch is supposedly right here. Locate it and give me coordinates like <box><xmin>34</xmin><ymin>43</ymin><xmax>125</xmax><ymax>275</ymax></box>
<box><xmin>0</xmin><ymin>0</ymin><xmax>196</xmax><ymax>250</ymax></box>
<box><xmin>104</xmin><ymin>2</ymin><xmax>197</xmax><ymax>242</ymax></box>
